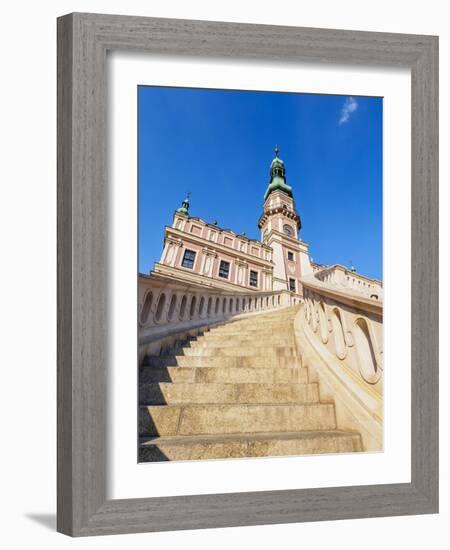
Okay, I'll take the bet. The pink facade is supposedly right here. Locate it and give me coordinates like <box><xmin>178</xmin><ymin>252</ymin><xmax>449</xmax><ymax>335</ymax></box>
<box><xmin>157</xmin><ymin>215</ymin><xmax>274</xmax><ymax>293</ymax></box>
<box><xmin>152</xmin><ymin>149</ymin><xmax>312</xmax><ymax>296</ymax></box>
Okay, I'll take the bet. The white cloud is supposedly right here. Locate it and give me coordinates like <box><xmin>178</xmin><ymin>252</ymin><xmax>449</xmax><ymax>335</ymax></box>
<box><xmin>339</xmin><ymin>96</ymin><xmax>358</xmax><ymax>124</ymax></box>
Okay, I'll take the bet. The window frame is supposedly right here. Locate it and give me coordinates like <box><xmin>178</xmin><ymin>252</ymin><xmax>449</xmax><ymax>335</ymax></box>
<box><xmin>181</xmin><ymin>248</ymin><xmax>196</xmax><ymax>269</ymax></box>
<box><xmin>218</xmin><ymin>259</ymin><xmax>230</xmax><ymax>279</ymax></box>
<box><xmin>249</xmin><ymin>270</ymin><xmax>258</xmax><ymax>288</ymax></box>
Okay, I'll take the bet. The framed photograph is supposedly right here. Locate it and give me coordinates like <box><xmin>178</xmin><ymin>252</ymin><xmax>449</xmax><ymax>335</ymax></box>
<box><xmin>57</xmin><ymin>13</ymin><xmax>438</xmax><ymax>536</ymax></box>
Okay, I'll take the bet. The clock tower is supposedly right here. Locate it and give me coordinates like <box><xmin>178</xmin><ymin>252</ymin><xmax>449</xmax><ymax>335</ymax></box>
<box><xmin>258</xmin><ymin>146</ymin><xmax>312</xmax><ymax>295</ymax></box>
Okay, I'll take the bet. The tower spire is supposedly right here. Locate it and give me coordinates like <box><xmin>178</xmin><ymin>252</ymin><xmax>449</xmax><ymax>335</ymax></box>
<box><xmin>263</xmin><ymin>146</ymin><xmax>293</xmax><ymax>200</ymax></box>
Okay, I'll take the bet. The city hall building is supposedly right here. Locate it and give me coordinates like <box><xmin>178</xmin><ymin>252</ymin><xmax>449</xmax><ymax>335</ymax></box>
<box><xmin>152</xmin><ymin>146</ymin><xmax>313</xmax><ymax>297</ymax></box>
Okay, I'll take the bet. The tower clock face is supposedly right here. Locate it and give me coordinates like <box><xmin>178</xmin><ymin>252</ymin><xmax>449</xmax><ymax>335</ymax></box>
<box><xmin>283</xmin><ymin>224</ymin><xmax>294</xmax><ymax>237</ymax></box>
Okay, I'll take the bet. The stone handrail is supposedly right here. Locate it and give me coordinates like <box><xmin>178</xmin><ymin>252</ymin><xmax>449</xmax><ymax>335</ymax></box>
<box><xmin>295</xmin><ymin>273</ymin><xmax>383</xmax><ymax>451</ymax></box>
<box><xmin>313</xmin><ymin>264</ymin><xmax>383</xmax><ymax>300</ymax></box>
<box><xmin>139</xmin><ymin>272</ymin><xmax>301</xmax><ymax>361</ymax></box>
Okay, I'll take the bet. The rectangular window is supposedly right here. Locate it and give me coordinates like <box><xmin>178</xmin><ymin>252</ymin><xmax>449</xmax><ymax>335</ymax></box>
<box><xmin>218</xmin><ymin>260</ymin><xmax>230</xmax><ymax>279</ymax></box>
<box><xmin>181</xmin><ymin>249</ymin><xmax>196</xmax><ymax>269</ymax></box>
<box><xmin>287</xmin><ymin>251</ymin><xmax>294</xmax><ymax>261</ymax></box>
<box><xmin>249</xmin><ymin>270</ymin><xmax>258</xmax><ymax>287</ymax></box>
<box><xmin>289</xmin><ymin>278</ymin><xmax>296</xmax><ymax>292</ymax></box>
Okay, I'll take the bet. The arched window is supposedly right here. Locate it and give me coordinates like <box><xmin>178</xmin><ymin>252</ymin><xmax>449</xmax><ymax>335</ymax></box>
<box><xmin>222</xmin><ymin>298</ymin><xmax>227</xmax><ymax>313</ymax></box>
<box><xmin>140</xmin><ymin>291</ymin><xmax>153</xmax><ymax>324</ymax></box>
<box><xmin>207</xmin><ymin>297</ymin><xmax>212</xmax><ymax>316</ymax></box>
<box><xmin>215</xmin><ymin>297</ymin><xmax>220</xmax><ymax>315</ymax></box>
<box><xmin>229</xmin><ymin>299</ymin><xmax>233</xmax><ymax>313</ymax></box>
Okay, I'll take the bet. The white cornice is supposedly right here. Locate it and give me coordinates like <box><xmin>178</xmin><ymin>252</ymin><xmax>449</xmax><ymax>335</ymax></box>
<box><xmin>258</xmin><ymin>205</ymin><xmax>301</xmax><ymax>230</ymax></box>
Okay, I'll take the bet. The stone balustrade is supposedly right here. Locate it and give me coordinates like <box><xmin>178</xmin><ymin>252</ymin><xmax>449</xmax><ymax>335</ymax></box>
<box><xmin>295</xmin><ymin>273</ymin><xmax>383</xmax><ymax>450</ymax></box>
<box><xmin>313</xmin><ymin>264</ymin><xmax>383</xmax><ymax>300</ymax></box>
<box><xmin>139</xmin><ymin>272</ymin><xmax>301</xmax><ymax>363</ymax></box>
<box><xmin>300</xmin><ymin>274</ymin><xmax>383</xmax><ymax>386</ymax></box>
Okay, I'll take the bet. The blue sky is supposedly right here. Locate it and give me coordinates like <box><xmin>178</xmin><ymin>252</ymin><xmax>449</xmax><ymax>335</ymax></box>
<box><xmin>138</xmin><ymin>86</ymin><xmax>382</xmax><ymax>280</ymax></box>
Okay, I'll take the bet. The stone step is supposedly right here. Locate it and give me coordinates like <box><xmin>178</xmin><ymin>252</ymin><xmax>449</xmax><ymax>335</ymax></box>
<box><xmin>196</xmin><ymin>331</ymin><xmax>295</xmax><ymax>340</ymax></box>
<box><xmin>214</xmin><ymin>316</ymin><xmax>296</xmax><ymax>324</ymax></box>
<box><xmin>139</xmin><ymin>430</ymin><xmax>362</xmax><ymax>461</ymax></box>
<box><xmin>211</xmin><ymin>321</ymin><xmax>296</xmax><ymax>331</ymax></box>
<box><xmin>234</xmin><ymin>310</ymin><xmax>299</xmax><ymax>319</ymax></box>
<box><xmin>189</xmin><ymin>338</ymin><xmax>295</xmax><ymax>348</ymax></box>
<box><xmin>181</xmin><ymin>345</ymin><xmax>297</xmax><ymax>357</ymax></box>
<box><xmin>214</xmin><ymin>317</ymin><xmax>296</xmax><ymax>324</ymax></box>
<box><xmin>140</xmin><ymin>366</ymin><xmax>309</xmax><ymax>384</ymax></box>
<box><xmin>139</xmin><ymin>403</ymin><xmax>336</xmax><ymax>436</ymax></box>
<box><xmin>143</xmin><ymin>355</ymin><xmax>303</xmax><ymax>369</ymax></box>
<box><xmin>205</xmin><ymin>330</ymin><xmax>295</xmax><ymax>339</ymax></box>
<box><xmin>139</xmin><ymin>382</ymin><xmax>319</xmax><ymax>405</ymax></box>
<box><xmin>199</xmin><ymin>332</ymin><xmax>295</xmax><ymax>346</ymax></box>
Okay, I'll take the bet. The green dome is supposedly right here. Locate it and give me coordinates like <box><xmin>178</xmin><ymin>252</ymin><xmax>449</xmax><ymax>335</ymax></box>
<box><xmin>264</xmin><ymin>146</ymin><xmax>293</xmax><ymax>200</ymax></box>
<box><xmin>264</xmin><ymin>176</ymin><xmax>293</xmax><ymax>200</ymax></box>
<box><xmin>176</xmin><ymin>196</ymin><xmax>190</xmax><ymax>215</ymax></box>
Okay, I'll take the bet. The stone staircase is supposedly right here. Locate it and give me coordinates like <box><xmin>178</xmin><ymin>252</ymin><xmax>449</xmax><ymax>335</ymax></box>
<box><xmin>139</xmin><ymin>306</ymin><xmax>362</xmax><ymax>461</ymax></box>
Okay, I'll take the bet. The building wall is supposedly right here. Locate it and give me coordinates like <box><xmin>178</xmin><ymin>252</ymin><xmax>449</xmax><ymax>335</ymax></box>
<box><xmin>159</xmin><ymin>213</ymin><xmax>274</xmax><ymax>292</ymax></box>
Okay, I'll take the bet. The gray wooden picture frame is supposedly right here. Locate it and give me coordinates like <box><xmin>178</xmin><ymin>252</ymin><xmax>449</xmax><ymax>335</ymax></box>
<box><xmin>57</xmin><ymin>12</ymin><xmax>438</xmax><ymax>537</ymax></box>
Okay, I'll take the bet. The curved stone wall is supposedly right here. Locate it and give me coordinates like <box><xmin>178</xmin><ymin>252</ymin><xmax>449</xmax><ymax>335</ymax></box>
<box><xmin>296</xmin><ymin>272</ymin><xmax>383</xmax><ymax>451</ymax></box>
